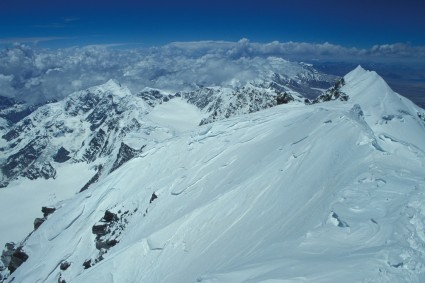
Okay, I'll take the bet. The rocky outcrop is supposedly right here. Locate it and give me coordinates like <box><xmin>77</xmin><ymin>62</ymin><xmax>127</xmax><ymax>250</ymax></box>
<box><xmin>87</xmin><ymin>209</ymin><xmax>132</xmax><ymax>267</ymax></box>
<box><xmin>276</xmin><ymin>92</ymin><xmax>294</xmax><ymax>105</ymax></box>
<box><xmin>182</xmin><ymin>83</ymin><xmax>301</xmax><ymax>126</ymax></box>
<box><xmin>110</xmin><ymin>143</ymin><xmax>145</xmax><ymax>173</ymax></box>
<box><xmin>1</xmin><ymin>137</ymin><xmax>49</xmax><ymax>180</ymax></box>
<box><xmin>33</xmin><ymin>206</ymin><xmax>56</xmax><ymax>230</ymax></box>
<box><xmin>53</xmin><ymin>147</ymin><xmax>71</xmax><ymax>163</ymax></box>
<box><xmin>0</xmin><ymin>243</ymin><xmax>29</xmax><ymax>279</ymax></box>
<box><xmin>79</xmin><ymin>165</ymin><xmax>103</xmax><ymax>192</ymax></box>
<box><xmin>310</xmin><ymin>78</ymin><xmax>348</xmax><ymax>104</ymax></box>
<box><xmin>136</xmin><ymin>89</ymin><xmax>175</xmax><ymax>107</ymax></box>
<box><xmin>82</xmin><ymin>129</ymin><xmax>107</xmax><ymax>162</ymax></box>
<box><xmin>22</xmin><ymin>161</ymin><xmax>56</xmax><ymax>180</ymax></box>
<box><xmin>0</xmin><ymin>96</ymin><xmax>38</xmax><ymax>124</ymax></box>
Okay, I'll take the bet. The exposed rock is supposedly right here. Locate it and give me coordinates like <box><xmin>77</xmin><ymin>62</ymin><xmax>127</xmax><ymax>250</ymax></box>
<box><xmin>79</xmin><ymin>165</ymin><xmax>103</xmax><ymax>192</ymax></box>
<box><xmin>136</xmin><ymin>89</ymin><xmax>175</xmax><ymax>107</ymax></box>
<box><xmin>22</xmin><ymin>162</ymin><xmax>56</xmax><ymax>180</ymax></box>
<box><xmin>102</xmin><ymin>210</ymin><xmax>118</xmax><ymax>223</ymax></box>
<box><xmin>276</xmin><ymin>92</ymin><xmax>294</xmax><ymax>105</ymax></box>
<box><xmin>53</xmin><ymin>147</ymin><xmax>71</xmax><ymax>163</ymax></box>
<box><xmin>110</xmin><ymin>143</ymin><xmax>145</xmax><ymax>173</ymax></box>
<box><xmin>150</xmin><ymin>192</ymin><xmax>158</xmax><ymax>204</ymax></box>
<box><xmin>1</xmin><ymin>243</ymin><xmax>16</xmax><ymax>270</ymax></box>
<box><xmin>8</xmin><ymin>247</ymin><xmax>29</xmax><ymax>273</ymax></box>
<box><xmin>82</xmin><ymin>259</ymin><xmax>91</xmax><ymax>269</ymax></box>
<box><xmin>1</xmin><ymin>137</ymin><xmax>48</xmax><ymax>179</ymax></box>
<box><xmin>89</xmin><ymin>209</ymin><xmax>135</xmax><ymax>267</ymax></box>
<box><xmin>42</xmin><ymin>206</ymin><xmax>56</xmax><ymax>217</ymax></box>
<box><xmin>92</xmin><ymin>224</ymin><xmax>108</xmax><ymax>236</ymax></box>
<box><xmin>59</xmin><ymin>261</ymin><xmax>71</xmax><ymax>271</ymax></box>
<box><xmin>82</xmin><ymin>129</ymin><xmax>107</xmax><ymax>162</ymax></box>
<box><xmin>330</xmin><ymin>211</ymin><xmax>350</xmax><ymax>228</ymax></box>
<box><xmin>33</xmin><ymin>218</ymin><xmax>45</xmax><ymax>230</ymax></box>
<box><xmin>311</xmin><ymin>78</ymin><xmax>348</xmax><ymax>104</ymax></box>
<box><xmin>33</xmin><ymin>207</ymin><xmax>56</xmax><ymax>230</ymax></box>
<box><xmin>2</xmin><ymin>118</ymin><xmax>34</xmax><ymax>142</ymax></box>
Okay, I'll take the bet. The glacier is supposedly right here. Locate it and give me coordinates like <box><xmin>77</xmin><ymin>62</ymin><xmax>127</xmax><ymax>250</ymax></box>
<box><xmin>1</xmin><ymin>66</ymin><xmax>425</xmax><ymax>282</ymax></box>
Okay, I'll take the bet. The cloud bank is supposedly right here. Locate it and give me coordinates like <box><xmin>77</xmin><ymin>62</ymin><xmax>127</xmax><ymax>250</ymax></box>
<box><xmin>0</xmin><ymin>40</ymin><xmax>424</xmax><ymax>104</ymax></box>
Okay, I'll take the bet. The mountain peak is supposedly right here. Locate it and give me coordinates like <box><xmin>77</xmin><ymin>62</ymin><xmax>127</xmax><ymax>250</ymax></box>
<box><xmin>90</xmin><ymin>79</ymin><xmax>131</xmax><ymax>98</ymax></box>
<box><xmin>344</xmin><ymin>65</ymin><xmax>368</xmax><ymax>83</ymax></box>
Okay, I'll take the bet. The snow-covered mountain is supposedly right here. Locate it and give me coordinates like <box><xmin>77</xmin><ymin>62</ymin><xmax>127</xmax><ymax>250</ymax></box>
<box><xmin>1</xmin><ymin>66</ymin><xmax>425</xmax><ymax>282</ymax></box>
<box><xmin>0</xmin><ymin>64</ymin><xmax>333</xmax><ymax>188</ymax></box>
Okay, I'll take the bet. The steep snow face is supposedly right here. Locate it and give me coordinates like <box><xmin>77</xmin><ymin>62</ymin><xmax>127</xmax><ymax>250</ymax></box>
<box><xmin>0</xmin><ymin>162</ymin><xmax>95</xmax><ymax>251</ymax></box>
<box><xmin>3</xmin><ymin>68</ymin><xmax>425</xmax><ymax>282</ymax></box>
<box><xmin>0</xmin><ymin>64</ymin><xmax>328</xmax><ymax>253</ymax></box>
<box><xmin>343</xmin><ymin>65</ymin><xmax>425</xmax><ymax>151</ymax></box>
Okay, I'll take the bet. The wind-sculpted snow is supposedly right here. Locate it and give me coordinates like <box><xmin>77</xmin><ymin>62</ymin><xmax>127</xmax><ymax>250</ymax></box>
<box><xmin>2</xmin><ymin>67</ymin><xmax>425</xmax><ymax>282</ymax></box>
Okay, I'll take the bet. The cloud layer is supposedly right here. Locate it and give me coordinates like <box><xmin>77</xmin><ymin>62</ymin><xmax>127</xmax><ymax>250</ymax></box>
<box><xmin>0</xmin><ymin>40</ymin><xmax>424</xmax><ymax>104</ymax></box>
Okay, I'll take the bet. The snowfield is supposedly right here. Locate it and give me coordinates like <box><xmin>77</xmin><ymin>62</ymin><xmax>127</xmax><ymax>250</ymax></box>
<box><xmin>2</xmin><ymin>66</ymin><xmax>425</xmax><ymax>282</ymax></box>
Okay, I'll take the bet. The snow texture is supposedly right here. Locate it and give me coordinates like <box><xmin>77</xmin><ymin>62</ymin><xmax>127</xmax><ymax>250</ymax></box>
<box><xmin>1</xmin><ymin>66</ymin><xmax>425</xmax><ymax>282</ymax></box>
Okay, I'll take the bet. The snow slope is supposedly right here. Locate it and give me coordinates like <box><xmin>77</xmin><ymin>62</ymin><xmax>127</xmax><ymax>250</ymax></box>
<box><xmin>0</xmin><ymin>163</ymin><xmax>95</xmax><ymax>249</ymax></box>
<box><xmin>2</xmin><ymin>67</ymin><xmax>425</xmax><ymax>282</ymax></box>
<box><xmin>147</xmin><ymin>98</ymin><xmax>203</xmax><ymax>133</ymax></box>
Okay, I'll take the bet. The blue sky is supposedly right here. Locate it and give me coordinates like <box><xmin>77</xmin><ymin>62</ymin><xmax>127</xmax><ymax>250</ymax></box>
<box><xmin>0</xmin><ymin>0</ymin><xmax>424</xmax><ymax>48</ymax></box>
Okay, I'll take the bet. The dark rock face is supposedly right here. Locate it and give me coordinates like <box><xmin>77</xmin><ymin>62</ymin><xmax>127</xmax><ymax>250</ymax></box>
<box><xmin>83</xmin><ymin>129</ymin><xmax>107</xmax><ymax>162</ymax></box>
<box><xmin>60</xmin><ymin>261</ymin><xmax>71</xmax><ymax>271</ymax></box>
<box><xmin>33</xmin><ymin>206</ymin><xmax>56</xmax><ymax>230</ymax></box>
<box><xmin>1</xmin><ymin>243</ymin><xmax>16</xmax><ymax>270</ymax></box>
<box><xmin>182</xmin><ymin>79</ymin><xmax>307</xmax><ymax>126</ymax></box>
<box><xmin>92</xmin><ymin>224</ymin><xmax>108</xmax><ymax>236</ymax></box>
<box><xmin>276</xmin><ymin>92</ymin><xmax>294</xmax><ymax>105</ymax></box>
<box><xmin>0</xmin><ymin>96</ymin><xmax>38</xmax><ymax>125</ymax></box>
<box><xmin>79</xmin><ymin>165</ymin><xmax>103</xmax><ymax>192</ymax></box>
<box><xmin>65</xmin><ymin>91</ymin><xmax>101</xmax><ymax>117</ymax></box>
<box><xmin>331</xmin><ymin>211</ymin><xmax>350</xmax><ymax>228</ymax></box>
<box><xmin>33</xmin><ymin>218</ymin><xmax>45</xmax><ymax>230</ymax></box>
<box><xmin>7</xmin><ymin>246</ymin><xmax>29</xmax><ymax>273</ymax></box>
<box><xmin>103</xmin><ymin>210</ymin><xmax>118</xmax><ymax>223</ymax></box>
<box><xmin>189</xmin><ymin>86</ymin><xmax>282</xmax><ymax>126</ymax></box>
<box><xmin>311</xmin><ymin>78</ymin><xmax>348</xmax><ymax>104</ymax></box>
<box><xmin>0</xmin><ymin>81</ymin><xmax>151</xmax><ymax>188</ymax></box>
<box><xmin>86</xmin><ymin>99</ymin><xmax>113</xmax><ymax>131</ymax></box>
<box><xmin>88</xmin><ymin>209</ymin><xmax>134</xmax><ymax>267</ymax></box>
<box><xmin>110</xmin><ymin>143</ymin><xmax>145</xmax><ymax>173</ymax></box>
<box><xmin>82</xmin><ymin>259</ymin><xmax>91</xmax><ymax>269</ymax></box>
<box><xmin>136</xmin><ymin>89</ymin><xmax>175</xmax><ymax>107</ymax></box>
<box><xmin>53</xmin><ymin>147</ymin><xmax>71</xmax><ymax>163</ymax></box>
<box><xmin>2</xmin><ymin>118</ymin><xmax>34</xmax><ymax>142</ymax></box>
<box><xmin>1</xmin><ymin>137</ymin><xmax>49</xmax><ymax>179</ymax></box>
<box><xmin>150</xmin><ymin>192</ymin><xmax>158</xmax><ymax>204</ymax></box>
<box><xmin>42</xmin><ymin>206</ymin><xmax>56</xmax><ymax>217</ymax></box>
<box><xmin>22</xmin><ymin>162</ymin><xmax>56</xmax><ymax>180</ymax></box>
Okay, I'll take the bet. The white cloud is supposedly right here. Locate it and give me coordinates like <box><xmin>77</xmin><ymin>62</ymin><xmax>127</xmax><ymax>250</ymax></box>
<box><xmin>0</xmin><ymin>40</ymin><xmax>423</xmax><ymax>104</ymax></box>
<box><xmin>0</xmin><ymin>37</ymin><xmax>72</xmax><ymax>44</ymax></box>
